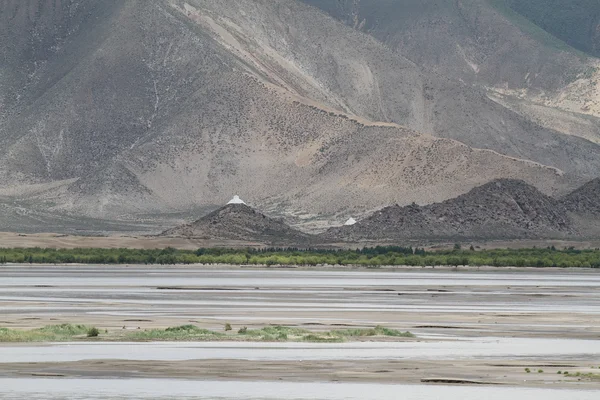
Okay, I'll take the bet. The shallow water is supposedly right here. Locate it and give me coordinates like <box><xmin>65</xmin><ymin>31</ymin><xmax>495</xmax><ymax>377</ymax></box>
<box><xmin>0</xmin><ymin>378</ymin><xmax>598</xmax><ymax>400</ymax></box>
<box><xmin>1</xmin><ymin>267</ymin><xmax>600</xmax><ymax>323</ymax></box>
<box><xmin>2</xmin><ymin>267</ymin><xmax>600</xmax><ymax>287</ymax></box>
<box><xmin>3</xmin><ymin>337</ymin><xmax>599</xmax><ymax>363</ymax></box>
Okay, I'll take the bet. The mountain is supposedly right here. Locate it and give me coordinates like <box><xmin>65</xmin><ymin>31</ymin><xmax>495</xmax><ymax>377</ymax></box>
<box><xmin>321</xmin><ymin>179</ymin><xmax>575</xmax><ymax>241</ymax></box>
<box><xmin>302</xmin><ymin>0</ymin><xmax>600</xmax><ymax>132</ymax></box>
<box><xmin>0</xmin><ymin>0</ymin><xmax>599</xmax><ymax>234</ymax></box>
<box><xmin>561</xmin><ymin>178</ymin><xmax>600</xmax><ymax>238</ymax></box>
<box><xmin>503</xmin><ymin>0</ymin><xmax>600</xmax><ymax>57</ymax></box>
<box><xmin>562</xmin><ymin>178</ymin><xmax>600</xmax><ymax>215</ymax></box>
<box><xmin>302</xmin><ymin>0</ymin><xmax>596</xmax><ymax>89</ymax></box>
<box><xmin>162</xmin><ymin>202</ymin><xmax>312</xmax><ymax>244</ymax></box>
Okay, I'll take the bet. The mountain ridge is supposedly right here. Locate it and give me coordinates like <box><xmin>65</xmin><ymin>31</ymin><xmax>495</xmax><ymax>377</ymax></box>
<box><xmin>321</xmin><ymin>179</ymin><xmax>593</xmax><ymax>242</ymax></box>
<box><xmin>160</xmin><ymin>178</ymin><xmax>600</xmax><ymax>244</ymax></box>
<box><xmin>0</xmin><ymin>0</ymin><xmax>599</xmax><ymax>234</ymax></box>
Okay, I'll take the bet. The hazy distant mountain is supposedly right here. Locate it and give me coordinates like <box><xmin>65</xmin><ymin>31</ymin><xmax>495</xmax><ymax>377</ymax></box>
<box><xmin>0</xmin><ymin>0</ymin><xmax>598</xmax><ymax>233</ymax></box>
<box><xmin>504</xmin><ymin>0</ymin><xmax>600</xmax><ymax>57</ymax></box>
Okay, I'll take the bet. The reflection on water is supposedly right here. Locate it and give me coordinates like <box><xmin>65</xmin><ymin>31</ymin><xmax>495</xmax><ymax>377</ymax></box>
<box><xmin>1</xmin><ymin>379</ymin><xmax>598</xmax><ymax>400</ymax></box>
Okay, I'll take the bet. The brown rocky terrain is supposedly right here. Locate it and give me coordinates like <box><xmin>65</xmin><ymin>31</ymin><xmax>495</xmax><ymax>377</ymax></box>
<box><xmin>561</xmin><ymin>178</ymin><xmax>600</xmax><ymax>237</ymax></box>
<box><xmin>562</xmin><ymin>178</ymin><xmax>600</xmax><ymax>215</ymax></box>
<box><xmin>162</xmin><ymin>203</ymin><xmax>312</xmax><ymax>245</ymax></box>
<box><xmin>321</xmin><ymin>179</ymin><xmax>586</xmax><ymax>242</ymax></box>
<box><xmin>157</xmin><ymin>178</ymin><xmax>600</xmax><ymax>244</ymax></box>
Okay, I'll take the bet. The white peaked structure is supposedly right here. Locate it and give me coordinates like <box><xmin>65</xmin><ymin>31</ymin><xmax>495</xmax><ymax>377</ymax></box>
<box><xmin>227</xmin><ymin>195</ymin><xmax>246</xmax><ymax>205</ymax></box>
<box><xmin>344</xmin><ymin>218</ymin><xmax>357</xmax><ymax>226</ymax></box>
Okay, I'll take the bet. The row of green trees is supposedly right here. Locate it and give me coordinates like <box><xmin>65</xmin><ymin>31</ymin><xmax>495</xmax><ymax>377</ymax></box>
<box><xmin>0</xmin><ymin>246</ymin><xmax>599</xmax><ymax>268</ymax></box>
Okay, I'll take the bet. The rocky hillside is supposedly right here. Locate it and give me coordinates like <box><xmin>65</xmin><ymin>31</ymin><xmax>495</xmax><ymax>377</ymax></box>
<box><xmin>0</xmin><ymin>0</ymin><xmax>599</xmax><ymax>234</ymax></box>
<box><xmin>322</xmin><ymin>180</ymin><xmax>576</xmax><ymax>241</ymax></box>
<box><xmin>163</xmin><ymin>203</ymin><xmax>312</xmax><ymax>244</ymax></box>
<box><xmin>562</xmin><ymin>178</ymin><xmax>600</xmax><ymax>215</ymax></box>
<box><xmin>561</xmin><ymin>178</ymin><xmax>600</xmax><ymax>237</ymax></box>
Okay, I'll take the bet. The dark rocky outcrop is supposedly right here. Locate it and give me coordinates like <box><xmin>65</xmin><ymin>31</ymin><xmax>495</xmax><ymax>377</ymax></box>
<box><xmin>322</xmin><ymin>179</ymin><xmax>577</xmax><ymax>241</ymax></box>
<box><xmin>561</xmin><ymin>178</ymin><xmax>600</xmax><ymax>237</ymax></box>
<box><xmin>162</xmin><ymin>204</ymin><xmax>312</xmax><ymax>245</ymax></box>
<box><xmin>163</xmin><ymin>178</ymin><xmax>600</xmax><ymax>243</ymax></box>
<box><xmin>562</xmin><ymin>178</ymin><xmax>600</xmax><ymax>215</ymax></box>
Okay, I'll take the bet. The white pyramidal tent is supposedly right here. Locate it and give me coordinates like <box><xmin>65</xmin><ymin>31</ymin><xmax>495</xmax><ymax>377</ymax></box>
<box><xmin>227</xmin><ymin>195</ymin><xmax>246</xmax><ymax>205</ymax></box>
<box><xmin>344</xmin><ymin>217</ymin><xmax>357</xmax><ymax>226</ymax></box>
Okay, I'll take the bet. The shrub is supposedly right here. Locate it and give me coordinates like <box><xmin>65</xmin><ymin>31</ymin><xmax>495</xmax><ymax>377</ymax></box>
<box><xmin>87</xmin><ymin>327</ymin><xmax>100</xmax><ymax>337</ymax></box>
<box><xmin>224</xmin><ymin>323</ymin><xmax>232</xmax><ymax>332</ymax></box>
<box><xmin>238</xmin><ymin>326</ymin><xmax>248</xmax><ymax>334</ymax></box>
<box><xmin>165</xmin><ymin>325</ymin><xmax>198</xmax><ymax>332</ymax></box>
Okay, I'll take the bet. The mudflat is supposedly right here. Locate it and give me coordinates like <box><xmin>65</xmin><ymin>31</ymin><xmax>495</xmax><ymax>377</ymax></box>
<box><xmin>0</xmin><ymin>266</ymin><xmax>599</xmax><ymax>392</ymax></box>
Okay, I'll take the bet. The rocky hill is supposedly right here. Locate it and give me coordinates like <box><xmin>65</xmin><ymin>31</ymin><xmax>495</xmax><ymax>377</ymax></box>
<box><xmin>561</xmin><ymin>178</ymin><xmax>600</xmax><ymax>238</ymax></box>
<box><xmin>0</xmin><ymin>0</ymin><xmax>599</xmax><ymax>234</ymax></box>
<box><xmin>562</xmin><ymin>178</ymin><xmax>600</xmax><ymax>215</ymax></box>
<box><xmin>162</xmin><ymin>203</ymin><xmax>312</xmax><ymax>245</ymax></box>
<box><xmin>321</xmin><ymin>179</ymin><xmax>576</xmax><ymax>241</ymax></box>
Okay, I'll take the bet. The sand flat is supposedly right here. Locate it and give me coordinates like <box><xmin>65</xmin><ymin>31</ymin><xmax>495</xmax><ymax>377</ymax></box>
<box><xmin>1</xmin><ymin>266</ymin><xmax>599</xmax><ymax>394</ymax></box>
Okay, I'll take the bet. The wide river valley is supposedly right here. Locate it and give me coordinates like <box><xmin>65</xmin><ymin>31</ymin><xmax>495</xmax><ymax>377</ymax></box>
<box><xmin>1</xmin><ymin>266</ymin><xmax>599</xmax><ymax>399</ymax></box>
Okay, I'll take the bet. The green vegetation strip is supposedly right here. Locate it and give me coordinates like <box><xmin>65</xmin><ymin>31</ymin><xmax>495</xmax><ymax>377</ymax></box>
<box><xmin>1</xmin><ymin>246</ymin><xmax>599</xmax><ymax>268</ymax></box>
<box><xmin>0</xmin><ymin>324</ymin><xmax>414</xmax><ymax>343</ymax></box>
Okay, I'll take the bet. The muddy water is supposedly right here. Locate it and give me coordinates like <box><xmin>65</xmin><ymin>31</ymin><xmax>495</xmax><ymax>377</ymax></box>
<box><xmin>3</xmin><ymin>337</ymin><xmax>600</xmax><ymax>363</ymax></box>
<box><xmin>1</xmin><ymin>267</ymin><xmax>600</xmax><ymax>326</ymax></box>
<box><xmin>1</xmin><ymin>378</ymin><xmax>598</xmax><ymax>399</ymax></box>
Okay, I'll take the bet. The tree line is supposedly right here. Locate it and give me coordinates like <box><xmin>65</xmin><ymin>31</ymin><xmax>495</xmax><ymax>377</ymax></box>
<box><xmin>0</xmin><ymin>246</ymin><xmax>599</xmax><ymax>268</ymax></box>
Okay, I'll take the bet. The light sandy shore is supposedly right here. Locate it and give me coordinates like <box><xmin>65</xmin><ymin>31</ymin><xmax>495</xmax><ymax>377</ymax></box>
<box><xmin>1</xmin><ymin>358</ymin><xmax>599</xmax><ymax>389</ymax></box>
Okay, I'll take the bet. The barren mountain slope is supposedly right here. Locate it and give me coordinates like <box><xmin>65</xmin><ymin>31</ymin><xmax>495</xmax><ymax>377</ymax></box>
<box><xmin>0</xmin><ymin>0</ymin><xmax>595</xmax><ymax>233</ymax></box>
<box><xmin>182</xmin><ymin>0</ymin><xmax>600</xmax><ymax>178</ymax></box>
<box><xmin>322</xmin><ymin>179</ymin><xmax>575</xmax><ymax>241</ymax></box>
<box><xmin>504</xmin><ymin>0</ymin><xmax>600</xmax><ymax>57</ymax></box>
<box><xmin>303</xmin><ymin>0</ymin><xmax>600</xmax><ymax>126</ymax></box>
<box><xmin>303</xmin><ymin>0</ymin><xmax>595</xmax><ymax>92</ymax></box>
<box><xmin>163</xmin><ymin>203</ymin><xmax>312</xmax><ymax>244</ymax></box>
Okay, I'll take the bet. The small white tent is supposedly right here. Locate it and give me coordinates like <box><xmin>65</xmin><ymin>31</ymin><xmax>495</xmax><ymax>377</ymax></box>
<box><xmin>227</xmin><ymin>195</ymin><xmax>246</xmax><ymax>205</ymax></box>
<box><xmin>344</xmin><ymin>218</ymin><xmax>357</xmax><ymax>226</ymax></box>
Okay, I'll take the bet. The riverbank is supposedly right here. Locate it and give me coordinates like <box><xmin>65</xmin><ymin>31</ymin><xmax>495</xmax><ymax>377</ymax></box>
<box><xmin>1</xmin><ymin>266</ymin><xmax>599</xmax><ymax>392</ymax></box>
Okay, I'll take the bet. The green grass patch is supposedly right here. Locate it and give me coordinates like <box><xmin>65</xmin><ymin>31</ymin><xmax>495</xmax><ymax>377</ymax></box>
<box><xmin>238</xmin><ymin>325</ymin><xmax>311</xmax><ymax>341</ymax></box>
<box><xmin>332</xmin><ymin>326</ymin><xmax>415</xmax><ymax>338</ymax></box>
<box><xmin>0</xmin><ymin>324</ymin><xmax>90</xmax><ymax>342</ymax></box>
<box><xmin>570</xmin><ymin>372</ymin><xmax>600</xmax><ymax>381</ymax></box>
<box><xmin>127</xmin><ymin>325</ymin><xmax>225</xmax><ymax>341</ymax></box>
<box><xmin>301</xmin><ymin>334</ymin><xmax>344</xmax><ymax>343</ymax></box>
<box><xmin>0</xmin><ymin>324</ymin><xmax>415</xmax><ymax>343</ymax></box>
